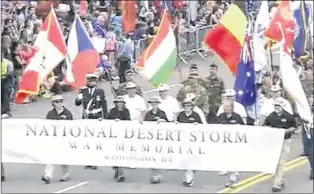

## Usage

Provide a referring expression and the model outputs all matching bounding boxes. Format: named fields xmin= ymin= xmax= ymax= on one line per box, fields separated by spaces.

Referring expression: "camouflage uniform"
xmin=177 ymin=79 xmax=209 ymax=114
xmin=202 ymin=76 xmax=225 ymax=108
xmin=116 ymin=81 xmax=143 ymax=97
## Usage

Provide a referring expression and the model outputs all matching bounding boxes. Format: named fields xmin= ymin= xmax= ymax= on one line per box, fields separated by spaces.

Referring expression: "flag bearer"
xmin=301 ymin=94 xmax=314 ymax=180
xmin=42 ymin=95 xmax=73 ymax=184
xmin=217 ymin=99 xmax=244 ymax=187
xmin=176 ymin=98 xmax=203 ymax=187
xmin=264 ymin=97 xmax=297 ymax=192
xmin=107 ymin=96 xmax=131 ymax=182
xmin=75 ymin=73 xmax=108 ymax=170
xmin=144 ymin=96 xmax=169 ymax=184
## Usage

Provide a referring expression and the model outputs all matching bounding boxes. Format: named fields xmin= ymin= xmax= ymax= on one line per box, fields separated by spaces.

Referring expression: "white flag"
xmin=279 ymin=38 xmax=312 ymax=124
xmin=253 ymin=1 xmax=270 ymax=72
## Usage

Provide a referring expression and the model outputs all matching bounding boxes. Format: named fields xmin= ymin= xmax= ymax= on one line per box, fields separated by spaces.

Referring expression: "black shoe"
xmin=84 ymin=166 xmax=97 ymax=170
xmin=183 ymin=180 xmax=194 ymax=187
xmin=1 ymin=176 xmax=5 ymax=182
xmin=300 ymin=153 xmax=308 ymax=156
xmin=116 ymin=176 xmax=125 ymax=182
xmin=113 ymin=168 xmax=118 ymax=179
xmin=41 ymin=176 xmax=51 ymax=184
xmin=272 ymin=185 xmax=282 ymax=192
xmin=310 ymin=170 xmax=314 ymax=180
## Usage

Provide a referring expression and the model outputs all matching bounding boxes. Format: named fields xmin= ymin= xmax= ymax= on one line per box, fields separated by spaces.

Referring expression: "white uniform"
xmin=260 ymin=97 xmax=293 ymax=117
xmin=124 ymin=94 xmax=147 ymax=120
xmin=148 ymin=95 xmax=181 ymax=122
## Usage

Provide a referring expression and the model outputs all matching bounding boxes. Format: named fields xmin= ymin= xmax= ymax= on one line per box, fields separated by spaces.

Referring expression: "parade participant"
xmin=184 ymin=93 xmax=207 ymax=123
xmin=264 ymin=97 xmax=296 ymax=192
xmin=203 ymin=63 xmax=225 ymax=109
xmin=144 ymin=96 xmax=168 ymax=122
xmin=148 ymin=84 xmax=180 ymax=122
xmin=123 ymin=82 xmax=147 ymax=121
xmin=42 ymin=95 xmax=73 ymax=184
xmin=301 ymin=93 xmax=313 ymax=156
xmin=177 ymin=72 xmax=209 ymax=114
xmin=1 ymin=53 xmax=14 ymax=118
xmin=259 ymin=85 xmax=293 ymax=125
xmin=144 ymin=96 xmax=169 ymax=184
xmin=181 ymin=64 xmax=206 ymax=86
xmin=116 ymin=69 xmax=143 ymax=96
xmin=176 ymin=98 xmax=203 ymax=187
xmin=217 ymin=99 xmax=243 ymax=187
xmin=217 ymin=89 xmax=247 ymax=123
xmin=75 ymin=73 xmax=108 ymax=170
xmin=107 ymin=96 xmax=131 ymax=182
xmin=301 ymin=94 xmax=314 ymax=180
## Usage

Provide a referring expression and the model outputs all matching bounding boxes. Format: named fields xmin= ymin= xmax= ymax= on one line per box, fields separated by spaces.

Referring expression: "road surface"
xmin=1 ymin=53 xmax=310 ymax=193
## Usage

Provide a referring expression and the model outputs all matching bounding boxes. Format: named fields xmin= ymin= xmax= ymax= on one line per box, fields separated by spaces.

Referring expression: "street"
xmin=1 ymin=53 xmax=311 ymax=193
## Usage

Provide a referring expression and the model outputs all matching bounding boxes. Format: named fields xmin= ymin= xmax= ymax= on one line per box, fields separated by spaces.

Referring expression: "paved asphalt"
xmin=1 ymin=52 xmax=309 ymax=193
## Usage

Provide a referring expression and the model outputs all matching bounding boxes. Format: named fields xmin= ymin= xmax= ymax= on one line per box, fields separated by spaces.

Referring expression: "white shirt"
xmin=148 ymin=96 xmax=181 ymax=122
xmin=260 ymin=97 xmax=293 ymax=117
xmin=124 ymin=94 xmax=147 ymax=120
xmin=217 ymin=101 xmax=248 ymax=118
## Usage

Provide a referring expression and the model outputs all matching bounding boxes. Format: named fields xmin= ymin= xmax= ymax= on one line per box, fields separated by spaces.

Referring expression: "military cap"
xmin=188 ymin=72 xmax=200 ymax=79
xmin=86 ymin=73 xmax=98 ymax=80
xmin=125 ymin=82 xmax=138 ymax=89
xmin=148 ymin=96 xmax=161 ymax=103
xmin=210 ymin=63 xmax=218 ymax=68
xmin=51 ymin=95 xmax=64 ymax=102
xmin=222 ymin=89 xmax=236 ymax=97
xmin=113 ymin=96 xmax=125 ymax=103
xmin=190 ymin=64 xmax=198 ymax=70
xmin=158 ymin=84 xmax=170 ymax=91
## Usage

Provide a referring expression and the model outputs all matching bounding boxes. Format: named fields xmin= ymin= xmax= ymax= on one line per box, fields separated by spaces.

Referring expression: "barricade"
xmin=177 ymin=29 xmax=198 ymax=64
xmin=195 ymin=25 xmax=214 ymax=59
xmin=131 ymin=25 xmax=214 ymax=64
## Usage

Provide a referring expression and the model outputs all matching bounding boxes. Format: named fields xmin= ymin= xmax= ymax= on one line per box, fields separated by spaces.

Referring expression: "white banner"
xmin=2 ymin=119 xmax=285 ymax=174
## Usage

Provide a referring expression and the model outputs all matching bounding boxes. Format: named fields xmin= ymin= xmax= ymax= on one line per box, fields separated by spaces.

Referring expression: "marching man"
xmin=42 ymin=95 xmax=73 ymax=184
xmin=75 ymin=73 xmax=108 ymax=170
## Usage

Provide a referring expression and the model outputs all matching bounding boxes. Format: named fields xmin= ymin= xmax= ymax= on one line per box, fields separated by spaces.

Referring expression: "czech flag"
xmin=15 ymin=8 xmax=66 ymax=104
xmin=65 ymin=15 xmax=99 ymax=89
xmin=204 ymin=4 xmax=248 ymax=75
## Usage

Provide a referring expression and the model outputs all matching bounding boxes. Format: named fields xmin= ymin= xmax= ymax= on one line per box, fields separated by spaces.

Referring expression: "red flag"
xmin=79 ymin=1 xmax=88 ymax=16
xmin=122 ymin=1 xmax=136 ymax=33
xmin=264 ymin=1 xmax=295 ymax=48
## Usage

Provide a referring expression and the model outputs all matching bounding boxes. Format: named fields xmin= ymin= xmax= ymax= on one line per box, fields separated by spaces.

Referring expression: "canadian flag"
xmin=15 ymin=8 xmax=67 ymax=104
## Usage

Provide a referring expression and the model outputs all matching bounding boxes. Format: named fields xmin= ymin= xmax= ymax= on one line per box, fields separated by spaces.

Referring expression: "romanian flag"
xmin=264 ymin=1 xmax=295 ymax=48
xmin=122 ymin=1 xmax=136 ymax=33
xmin=204 ymin=4 xmax=247 ymax=75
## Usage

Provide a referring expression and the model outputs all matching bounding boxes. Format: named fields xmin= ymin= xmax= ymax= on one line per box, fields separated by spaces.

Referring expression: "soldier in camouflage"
xmin=177 ymin=72 xmax=210 ymax=114
xmin=181 ymin=64 xmax=206 ymax=86
xmin=202 ymin=63 xmax=225 ymax=109
xmin=115 ymin=70 xmax=143 ymax=97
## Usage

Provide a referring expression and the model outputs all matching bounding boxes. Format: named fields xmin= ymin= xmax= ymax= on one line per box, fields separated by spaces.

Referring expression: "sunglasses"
xmin=53 ymin=100 xmax=63 ymax=103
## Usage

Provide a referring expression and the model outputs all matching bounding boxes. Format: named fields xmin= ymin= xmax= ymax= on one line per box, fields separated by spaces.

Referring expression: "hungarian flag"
xmin=15 ymin=8 xmax=67 ymax=104
xmin=204 ymin=4 xmax=248 ymax=75
xmin=137 ymin=10 xmax=177 ymax=86
xmin=264 ymin=0 xmax=295 ymax=48
xmin=122 ymin=1 xmax=136 ymax=33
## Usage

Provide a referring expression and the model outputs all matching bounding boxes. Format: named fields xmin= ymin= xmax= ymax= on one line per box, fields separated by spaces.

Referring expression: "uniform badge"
xmin=281 ymin=118 xmax=287 ymax=122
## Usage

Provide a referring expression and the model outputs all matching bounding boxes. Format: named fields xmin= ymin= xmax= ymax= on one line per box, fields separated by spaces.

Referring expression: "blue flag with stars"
xmin=234 ymin=20 xmax=256 ymax=107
